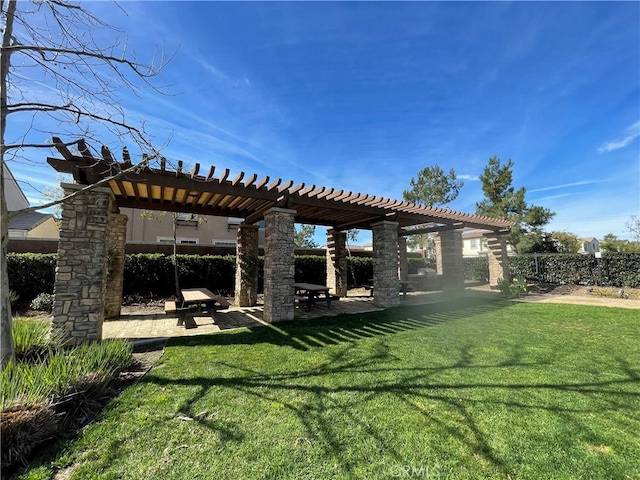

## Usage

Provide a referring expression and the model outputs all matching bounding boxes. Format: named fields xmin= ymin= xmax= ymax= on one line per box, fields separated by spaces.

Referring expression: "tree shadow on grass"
xmin=133 ymin=296 xmax=640 ymax=477
xmin=169 ymin=296 xmax=509 ymax=353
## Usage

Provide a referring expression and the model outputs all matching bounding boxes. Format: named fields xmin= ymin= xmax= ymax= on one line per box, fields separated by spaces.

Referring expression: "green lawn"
xmin=20 ymin=299 xmax=640 ymax=480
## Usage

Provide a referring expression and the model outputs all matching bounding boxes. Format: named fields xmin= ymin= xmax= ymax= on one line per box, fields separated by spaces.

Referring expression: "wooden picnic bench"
xmin=164 ymin=288 xmax=230 ymax=329
xmin=294 ymin=283 xmax=332 ymax=311
xmin=366 ymin=279 xmax=415 ymax=297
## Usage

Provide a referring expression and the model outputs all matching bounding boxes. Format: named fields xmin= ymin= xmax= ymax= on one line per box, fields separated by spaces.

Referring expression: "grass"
xmin=18 ymin=298 xmax=640 ymax=480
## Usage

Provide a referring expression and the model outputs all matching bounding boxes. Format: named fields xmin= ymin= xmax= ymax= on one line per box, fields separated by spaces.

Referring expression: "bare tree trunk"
xmin=0 ymin=196 xmax=14 ymax=367
xmin=173 ymin=217 xmax=181 ymax=300
xmin=1 ymin=0 xmax=17 ymax=367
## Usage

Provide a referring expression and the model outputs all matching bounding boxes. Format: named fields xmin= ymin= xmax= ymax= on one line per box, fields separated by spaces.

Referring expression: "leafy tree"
xmin=518 ymin=232 xmax=557 ymax=254
xmin=600 ymin=233 xmax=640 ymax=252
xmin=627 ymin=215 xmax=640 ymax=244
xmin=476 ymin=156 xmax=555 ymax=253
xmin=551 ymin=231 xmax=581 ymax=253
xmin=1 ymin=0 xmax=168 ymax=367
xmin=294 ymin=224 xmax=318 ymax=248
xmin=403 ymin=165 xmax=463 ymax=207
xmin=403 ymin=165 xmax=463 ymax=260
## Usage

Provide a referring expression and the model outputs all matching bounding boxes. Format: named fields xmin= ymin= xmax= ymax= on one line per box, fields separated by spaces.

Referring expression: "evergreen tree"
xmin=403 ymin=165 xmax=463 ymax=260
xmin=476 ymin=156 xmax=554 ymax=253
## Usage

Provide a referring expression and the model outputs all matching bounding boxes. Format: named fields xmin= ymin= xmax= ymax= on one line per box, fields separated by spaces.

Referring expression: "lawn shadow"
xmin=168 ymin=296 xmax=508 ymax=352
xmin=136 ymin=297 xmax=640 ymax=477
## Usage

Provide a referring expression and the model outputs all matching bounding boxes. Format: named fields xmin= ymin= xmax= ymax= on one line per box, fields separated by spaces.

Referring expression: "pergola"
xmin=48 ymin=138 xmax=512 ymax=344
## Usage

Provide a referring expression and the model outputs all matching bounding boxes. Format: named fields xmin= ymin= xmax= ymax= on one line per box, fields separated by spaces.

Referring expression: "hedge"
xmin=463 ymin=252 xmax=640 ymax=288
xmin=508 ymin=253 xmax=640 ymax=288
xmin=8 ymin=252 xmax=639 ymax=302
xmin=6 ymin=254 xmax=57 ymax=301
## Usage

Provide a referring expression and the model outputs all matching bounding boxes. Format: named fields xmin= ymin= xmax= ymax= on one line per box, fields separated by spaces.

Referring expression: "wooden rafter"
xmin=47 ymin=138 xmax=514 ymax=233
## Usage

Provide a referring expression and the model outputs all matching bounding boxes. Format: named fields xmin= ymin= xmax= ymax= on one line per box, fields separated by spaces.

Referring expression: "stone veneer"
xmin=434 ymin=230 xmax=465 ymax=292
xmin=234 ymin=224 xmax=259 ymax=307
xmin=372 ymin=221 xmax=400 ymax=307
xmin=263 ymin=208 xmax=296 ymax=322
xmin=398 ymin=236 xmax=408 ymax=281
xmin=104 ymin=213 xmax=128 ymax=319
xmin=326 ymin=229 xmax=347 ymax=297
xmin=52 ymin=184 xmax=115 ymax=344
xmin=485 ymin=234 xmax=510 ymax=286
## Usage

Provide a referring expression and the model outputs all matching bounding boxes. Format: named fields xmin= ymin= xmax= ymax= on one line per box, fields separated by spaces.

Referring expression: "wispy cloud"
xmin=533 ymin=192 xmax=575 ymax=202
xmin=458 ymin=174 xmax=479 ymax=181
xmin=529 ymin=179 xmax=605 ymax=193
xmin=598 ymin=121 xmax=640 ymax=153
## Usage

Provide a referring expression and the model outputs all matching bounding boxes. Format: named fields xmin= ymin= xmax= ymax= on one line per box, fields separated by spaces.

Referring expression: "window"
xmin=212 ymin=239 xmax=237 ymax=247
xmin=470 ymin=238 xmax=479 ymax=250
xmin=156 ymin=236 xmax=199 ymax=244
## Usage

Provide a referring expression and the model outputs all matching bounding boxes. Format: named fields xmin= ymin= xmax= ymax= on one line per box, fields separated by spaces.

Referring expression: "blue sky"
xmin=7 ymin=1 xmax=640 ymax=245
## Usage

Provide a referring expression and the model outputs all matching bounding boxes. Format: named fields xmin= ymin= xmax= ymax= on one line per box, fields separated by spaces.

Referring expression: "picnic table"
xmin=164 ymin=288 xmax=230 ymax=329
xmin=367 ymin=279 xmax=415 ymax=296
xmin=293 ymin=283 xmax=332 ymax=311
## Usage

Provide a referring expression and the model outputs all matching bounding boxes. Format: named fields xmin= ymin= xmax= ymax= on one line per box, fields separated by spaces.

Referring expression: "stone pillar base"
xmin=263 ymin=208 xmax=296 ymax=322
xmin=327 ymin=229 xmax=348 ymax=297
xmin=435 ymin=230 xmax=464 ymax=293
xmin=52 ymin=183 xmax=114 ymax=345
xmin=372 ymin=221 xmax=400 ymax=308
xmin=485 ymin=234 xmax=510 ymax=286
xmin=235 ymin=224 xmax=259 ymax=306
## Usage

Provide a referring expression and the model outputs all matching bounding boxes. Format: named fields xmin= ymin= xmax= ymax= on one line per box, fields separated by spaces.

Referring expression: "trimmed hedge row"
xmin=508 ymin=253 xmax=640 ymax=287
xmin=463 ymin=252 xmax=640 ymax=288
xmin=463 ymin=257 xmax=489 ymax=282
xmin=7 ymin=254 xmax=375 ymax=300
xmin=6 ymin=254 xmax=57 ymax=300
xmin=10 ymin=252 xmax=638 ymax=301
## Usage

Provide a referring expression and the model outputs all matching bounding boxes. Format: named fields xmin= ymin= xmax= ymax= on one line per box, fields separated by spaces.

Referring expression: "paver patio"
xmin=103 ymin=287 xmax=639 ymax=341
xmin=103 ymin=290 xmax=450 ymax=340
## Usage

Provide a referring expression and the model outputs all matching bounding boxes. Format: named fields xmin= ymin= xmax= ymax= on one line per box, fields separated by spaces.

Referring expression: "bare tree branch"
xmin=1 ymin=0 xmax=173 ymax=367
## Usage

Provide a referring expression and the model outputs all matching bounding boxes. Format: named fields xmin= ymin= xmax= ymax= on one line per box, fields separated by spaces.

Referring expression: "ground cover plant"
xmin=18 ymin=299 xmax=640 ymax=479
xmin=1 ymin=318 xmax=133 ymax=475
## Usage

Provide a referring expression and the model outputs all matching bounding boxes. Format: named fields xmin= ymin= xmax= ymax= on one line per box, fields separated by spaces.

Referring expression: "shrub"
xmin=29 ymin=293 xmax=55 ymax=313
xmin=12 ymin=318 xmax=63 ymax=361
xmin=407 ymin=257 xmax=428 ymax=274
xmin=9 ymin=290 xmax=19 ymax=309
xmin=347 ymin=256 xmax=373 ymax=286
xmin=464 ymin=257 xmax=489 ymax=282
xmin=0 ymin=337 xmax=133 ymax=472
xmin=7 ymin=253 xmax=57 ymax=301
xmin=295 ymin=256 xmax=326 ymax=284
xmin=497 ymin=275 xmax=528 ymax=298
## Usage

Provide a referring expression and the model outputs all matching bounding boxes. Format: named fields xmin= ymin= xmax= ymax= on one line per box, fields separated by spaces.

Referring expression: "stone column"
xmin=398 ymin=235 xmax=408 ymax=281
xmin=326 ymin=229 xmax=348 ymax=297
xmin=485 ymin=234 xmax=510 ymax=286
xmin=52 ymin=183 xmax=114 ymax=345
xmin=372 ymin=221 xmax=400 ymax=308
xmin=434 ymin=230 xmax=465 ymax=293
xmin=104 ymin=213 xmax=128 ymax=319
xmin=263 ymin=208 xmax=296 ymax=322
xmin=235 ymin=224 xmax=259 ymax=306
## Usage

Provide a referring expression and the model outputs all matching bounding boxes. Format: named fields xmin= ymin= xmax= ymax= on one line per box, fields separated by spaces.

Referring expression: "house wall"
xmin=120 ymin=207 xmax=265 ymax=246
xmin=462 ymin=232 xmax=514 ymax=257
xmin=579 ymin=238 xmax=600 ymax=254
xmin=2 ymin=163 xmax=29 ymax=211
xmin=26 ymin=217 xmax=60 ymax=239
